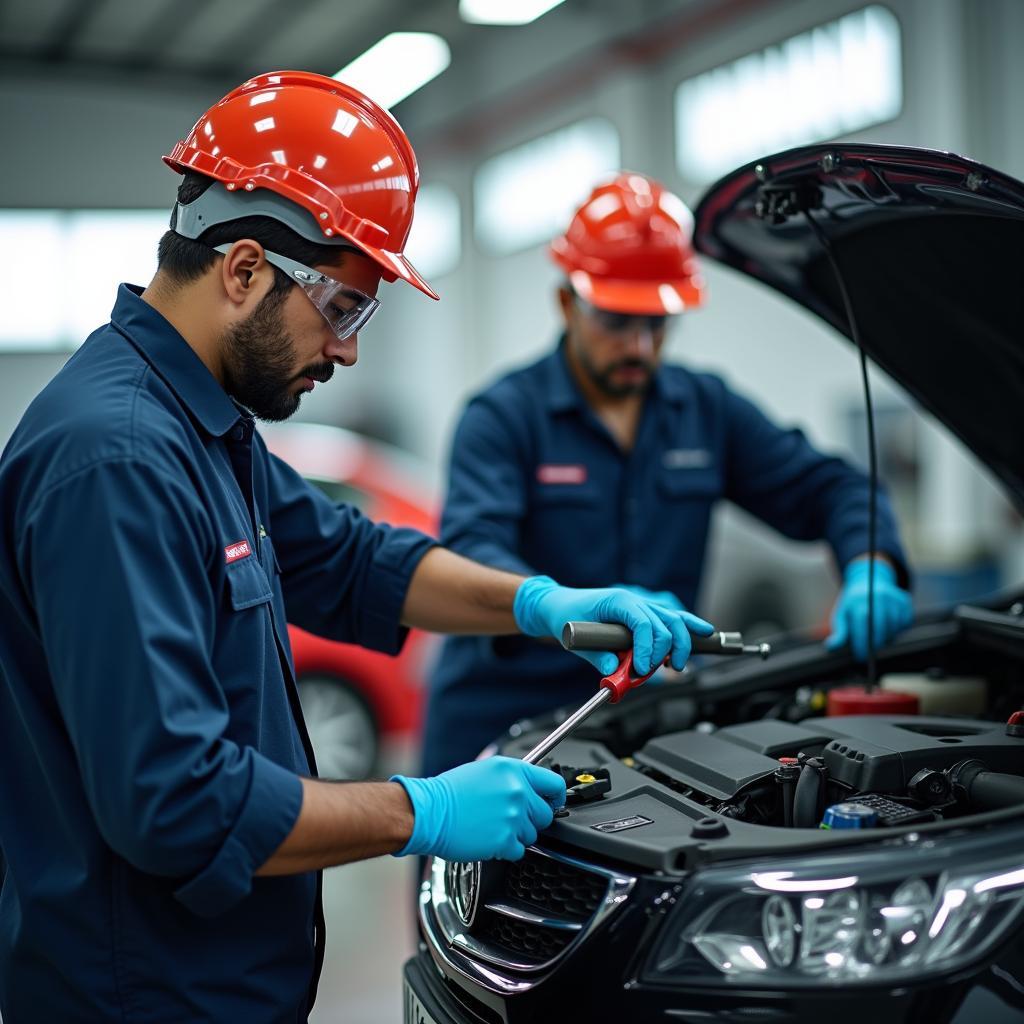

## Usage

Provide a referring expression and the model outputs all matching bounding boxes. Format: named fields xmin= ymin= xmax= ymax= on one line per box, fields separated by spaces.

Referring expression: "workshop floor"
xmin=309 ymin=739 xmax=420 ymax=1024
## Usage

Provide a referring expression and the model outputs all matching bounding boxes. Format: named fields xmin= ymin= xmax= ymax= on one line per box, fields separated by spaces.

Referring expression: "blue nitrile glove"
xmin=391 ymin=756 xmax=567 ymax=862
xmin=514 ymin=575 xmax=713 ymax=676
xmin=613 ymin=586 xmax=687 ymax=684
xmin=614 ymin=584 xmax=686 ymax=613
xmin=825 ymin=559 xmax=913 ymax=661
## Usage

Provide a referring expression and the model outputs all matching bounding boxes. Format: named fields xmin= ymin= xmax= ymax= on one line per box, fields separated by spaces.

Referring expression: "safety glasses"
xmin=574 ymin=294 xmax=670 ymax=334
xmin=213 ymin=244 xmax=380 ymax=342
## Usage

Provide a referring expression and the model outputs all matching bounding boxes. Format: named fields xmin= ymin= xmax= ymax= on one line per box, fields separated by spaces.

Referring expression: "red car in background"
xmin=259 ymin=422 xmax=438 ymax=779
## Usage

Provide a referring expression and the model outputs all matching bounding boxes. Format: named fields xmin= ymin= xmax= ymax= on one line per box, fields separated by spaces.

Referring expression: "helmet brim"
xmin=353 ymin=240 xmax=439 ymax=301
xmin=568 ymin=269 xmax=704 ymax=315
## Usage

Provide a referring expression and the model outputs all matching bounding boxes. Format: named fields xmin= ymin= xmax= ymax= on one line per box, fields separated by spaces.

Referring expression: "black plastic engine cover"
xmin=809 ymin=715 xmax=1024 ymax=791
xmin=635 ymin=720 xmax=836 ymax=799
xmin=635 ymin=716 xmax=1024 ymax=798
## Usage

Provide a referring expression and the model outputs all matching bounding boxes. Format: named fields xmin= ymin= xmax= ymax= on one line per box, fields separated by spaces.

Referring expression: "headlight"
xmin=644 ymin=824 xmax=1024 ymax=988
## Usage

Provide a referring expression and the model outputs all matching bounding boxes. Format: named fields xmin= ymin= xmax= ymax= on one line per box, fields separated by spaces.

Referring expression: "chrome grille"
xmin=426 ymin=847 xmax=634 ymax=977
xmin=477 ymin=911 xmax=575 ymax=961
xmin=505 ymin=854 xmax=607 ymax=922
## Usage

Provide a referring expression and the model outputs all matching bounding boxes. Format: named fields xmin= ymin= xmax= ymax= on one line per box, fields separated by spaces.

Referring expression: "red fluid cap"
xmin=827 ymin=686 xmax=920 ymax=717
xmin=550 ymin=172 xmax=705 ymax=315
xmin=1009 ymin=711 xmax=1024 ymax=727
xmin=778 ymin=757 xmax=799 ymax=765
xmin=164 ymin=70 xmax=437 ymax=299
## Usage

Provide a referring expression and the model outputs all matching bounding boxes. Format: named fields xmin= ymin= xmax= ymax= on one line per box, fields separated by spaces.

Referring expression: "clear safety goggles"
xmin=574 ymin=294 xmax=670 ymax=334
xmin=213 ymin=243 xmax=380 ymax=341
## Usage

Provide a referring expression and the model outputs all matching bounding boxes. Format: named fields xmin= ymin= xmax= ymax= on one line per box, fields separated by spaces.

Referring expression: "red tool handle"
xmin=600 ymin=650 xmax=660 ymax=703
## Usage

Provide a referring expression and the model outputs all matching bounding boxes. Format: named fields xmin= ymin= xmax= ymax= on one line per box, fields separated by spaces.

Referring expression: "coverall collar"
xmin=546 ymin=334 xmax=693 ymax=412
xmin=110 ymin=284 xmax=246 ymax=438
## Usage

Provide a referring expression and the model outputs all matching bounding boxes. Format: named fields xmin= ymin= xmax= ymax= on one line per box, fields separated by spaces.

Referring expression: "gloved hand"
xmin=391 ymin=756 xmax=567 ymax=862
xmin=514 ymin=575 xmax=713 ymax=676
xmin=612 ymin=586 xmax=688 ymax=684
xmin=825 ymin=559 xmax=913 ymax=661
xmin=614 ymin=584 xmax=686 ymax=613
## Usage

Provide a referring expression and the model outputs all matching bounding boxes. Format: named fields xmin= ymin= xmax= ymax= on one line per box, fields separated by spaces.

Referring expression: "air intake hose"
xmin=949 ymin=760 xmax=1024 ymax=811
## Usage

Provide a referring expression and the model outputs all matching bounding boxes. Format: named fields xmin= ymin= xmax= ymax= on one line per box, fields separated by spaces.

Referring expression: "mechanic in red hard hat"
xmin=422 ymin=171 xmax=913 ymax=779
xmin=0 ymin=80 xmax=713 ymax=1022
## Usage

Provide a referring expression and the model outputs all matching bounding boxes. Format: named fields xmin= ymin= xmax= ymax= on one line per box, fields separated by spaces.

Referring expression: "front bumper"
xmin=404 ymin=955 xmax=479 ymax=1024
xmin=412 ymin=846 xmax=1024 ymax=1024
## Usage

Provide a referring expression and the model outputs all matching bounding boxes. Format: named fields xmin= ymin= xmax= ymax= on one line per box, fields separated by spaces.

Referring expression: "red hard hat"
xmin=164 ymin=70 xmax=438 ymax=300
xmin=550 ymin=172 xmax=705 ymax=315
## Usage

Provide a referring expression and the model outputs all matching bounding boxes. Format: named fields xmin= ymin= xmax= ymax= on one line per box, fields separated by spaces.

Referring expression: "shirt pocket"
xmin=656 ymin=467 xmax=722 ymax=500
xmin=533 ymin=483 xmax=604 ymax=506
xmin=226 ymin=557 xmax=273 ymax=610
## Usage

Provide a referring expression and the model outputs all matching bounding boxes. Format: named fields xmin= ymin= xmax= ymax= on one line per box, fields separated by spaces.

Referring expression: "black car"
xmin=404 ymin=144 xmax=1024 ymax=1023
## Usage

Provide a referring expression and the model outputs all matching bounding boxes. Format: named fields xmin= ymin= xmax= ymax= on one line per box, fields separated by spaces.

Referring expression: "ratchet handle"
xmin=600 ymin=651 xmax=658 ymax=703
xmin=562 ymin=621 xmax=725 ymax=653
xmin=561 ymin=621 xmax=769 ymax=658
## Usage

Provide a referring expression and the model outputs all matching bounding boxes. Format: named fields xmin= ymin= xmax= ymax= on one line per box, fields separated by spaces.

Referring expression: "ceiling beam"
xmin=124 ymin=0 xmax=212 ymax=72
xmin=414 ymin=0 xmax=781 ymax=156
xmin=40 ymin=0 xmax=102 ymax=62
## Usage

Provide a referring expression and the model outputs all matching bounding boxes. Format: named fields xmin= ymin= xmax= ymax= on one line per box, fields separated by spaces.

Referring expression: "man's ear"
xmin=556 ymin=286 xmax=574 ymax=326
xmin=219 ymin=239 xmax=274 ymax=307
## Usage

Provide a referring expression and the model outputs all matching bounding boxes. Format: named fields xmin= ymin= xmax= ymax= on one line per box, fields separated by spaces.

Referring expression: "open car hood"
xmin=693 ymin=143 xmax=1024 ymax=507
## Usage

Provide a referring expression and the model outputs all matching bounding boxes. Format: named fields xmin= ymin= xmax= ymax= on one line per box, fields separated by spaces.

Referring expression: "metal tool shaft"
xmin=562 ymin=621 xmax=769 ymax=658
xmin=521 ymin=688 xmax=613 ymax=765
xmin=523 ymin=623 xmax=770 ymax=765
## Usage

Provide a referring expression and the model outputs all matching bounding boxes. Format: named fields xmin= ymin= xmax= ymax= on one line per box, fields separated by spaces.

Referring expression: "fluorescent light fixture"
xmin=460 ymin=0 xmax=567 ymax=25
xmin=474 ymin=117 xmax=620 ymax=255
xmin=675 ymin=5 xmax=902 ymax=183
xmin=334 ymin=32 xmax=450 ymax=109
xmin=405 ymin=184 xmax=462 ymax=280
xmin=0 ymin=209 xmax=168 ymax=351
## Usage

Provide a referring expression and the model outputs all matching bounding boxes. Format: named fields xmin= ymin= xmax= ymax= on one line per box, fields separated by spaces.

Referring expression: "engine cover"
xmin=635 ymin=715 xmax=1024 ymax=797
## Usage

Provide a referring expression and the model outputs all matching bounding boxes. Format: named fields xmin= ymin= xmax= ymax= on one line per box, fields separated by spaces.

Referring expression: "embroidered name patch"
xmin=662 ymin=448 xmax=712 ymax=469
xmin=224 ymin=540 xmax=253 ymax=563
xmin=536 ymin=464 xmax=588 ymax=485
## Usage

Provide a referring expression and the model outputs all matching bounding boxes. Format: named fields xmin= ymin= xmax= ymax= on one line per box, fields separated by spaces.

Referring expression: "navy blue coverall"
xmin=422 ymin=340 xmax=907 ymax=777
xmin=0 ymin=286 xmax=434 ymax=1022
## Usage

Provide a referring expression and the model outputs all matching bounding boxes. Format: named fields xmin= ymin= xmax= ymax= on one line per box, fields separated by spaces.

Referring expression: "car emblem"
xmin=444 ymin=859 xmax=481 ymax=928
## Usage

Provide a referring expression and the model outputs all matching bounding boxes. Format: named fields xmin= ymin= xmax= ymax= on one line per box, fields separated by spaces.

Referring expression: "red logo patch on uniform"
xmin=224 ymin=540 xmax=252 ymax=563
xmin=536 ymin=464 xmax=588 ymax=485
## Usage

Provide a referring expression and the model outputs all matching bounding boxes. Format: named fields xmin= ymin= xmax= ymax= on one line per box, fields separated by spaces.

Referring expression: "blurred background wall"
xmin=4 ymin=0 xmax=1023 ymax=633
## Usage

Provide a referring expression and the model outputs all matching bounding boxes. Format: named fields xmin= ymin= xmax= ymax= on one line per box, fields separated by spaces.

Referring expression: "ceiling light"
xmin=334 ymin=33 xmax=450 ymax=109
xmin=460 ymin=0 xmax=567 ymax=26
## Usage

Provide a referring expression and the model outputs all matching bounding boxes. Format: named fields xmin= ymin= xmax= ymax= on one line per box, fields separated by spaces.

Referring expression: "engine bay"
xmin=495 ymin=605 xmax=1024 ymax=867
xmin=631 ymin=714 xmax=1024 ymax=831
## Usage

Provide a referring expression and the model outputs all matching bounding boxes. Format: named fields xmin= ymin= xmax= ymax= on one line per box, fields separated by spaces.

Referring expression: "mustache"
xmin=296 ymin=362 xmax=335 ymax=384
xmin=609 ymin=359 xmax=654 ymax=373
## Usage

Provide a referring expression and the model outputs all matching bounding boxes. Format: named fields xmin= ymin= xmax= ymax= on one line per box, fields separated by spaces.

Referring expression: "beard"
xmin=221 ymin=286 xmax=334 ymax=422
xmin=578 ymin=348 xmax=655 ymax=398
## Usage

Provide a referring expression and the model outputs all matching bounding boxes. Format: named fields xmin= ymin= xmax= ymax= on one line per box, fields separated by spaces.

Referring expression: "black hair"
xmin=156 ymin=172 xmax=350 ymax=291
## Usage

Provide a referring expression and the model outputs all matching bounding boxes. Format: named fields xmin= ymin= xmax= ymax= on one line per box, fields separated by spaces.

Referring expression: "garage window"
xmin=0 ymin=209 xmax=168 ymax=350
xmin=675 ymin=5 xmax=903 ymax=184
xmin=473 ymin=118 xmax=621 ymax=256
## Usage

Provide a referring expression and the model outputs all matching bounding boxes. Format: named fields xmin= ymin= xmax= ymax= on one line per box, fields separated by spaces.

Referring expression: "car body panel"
xmin=692 ymin=142 xmax=1024 ymax=506
xmin=259 ymin=422 xmax=438 ymax=742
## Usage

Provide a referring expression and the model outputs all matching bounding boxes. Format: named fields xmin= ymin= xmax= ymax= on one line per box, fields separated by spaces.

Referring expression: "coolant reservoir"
xmin=879 ymin=672 xmax=987 ymax=715
xmin=827 ymin=687 xmax=919 ymax=716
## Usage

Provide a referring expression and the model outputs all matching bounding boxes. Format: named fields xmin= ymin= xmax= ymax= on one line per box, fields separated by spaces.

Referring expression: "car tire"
xmin=296 ymin=674 xmax=380 ymax=780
